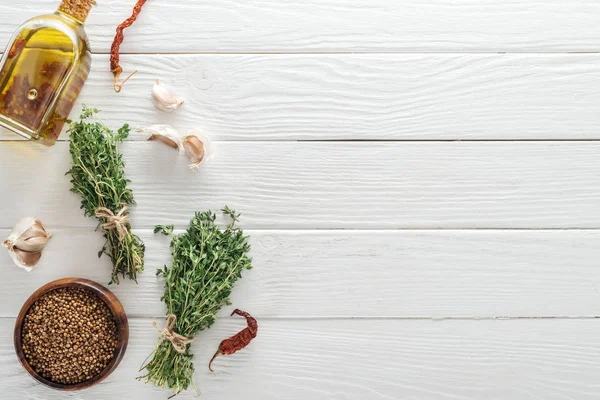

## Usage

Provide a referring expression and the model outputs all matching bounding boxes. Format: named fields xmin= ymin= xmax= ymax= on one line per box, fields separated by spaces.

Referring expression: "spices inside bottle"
xmin=0 ymin=0 xmax=94 ymax=145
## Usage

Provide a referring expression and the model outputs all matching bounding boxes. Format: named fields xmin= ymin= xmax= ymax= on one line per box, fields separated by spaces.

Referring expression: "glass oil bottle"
xmin=0 ymin=0 xmax=95 ymax=145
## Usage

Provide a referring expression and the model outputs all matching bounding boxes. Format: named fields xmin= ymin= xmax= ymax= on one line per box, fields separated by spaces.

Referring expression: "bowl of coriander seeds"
xmin=14 ymin=278 xmax=129 ymax=390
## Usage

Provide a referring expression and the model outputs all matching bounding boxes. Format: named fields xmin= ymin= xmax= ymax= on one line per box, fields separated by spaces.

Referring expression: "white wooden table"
xmin=2 ymin=1 xmax=600 ymax=399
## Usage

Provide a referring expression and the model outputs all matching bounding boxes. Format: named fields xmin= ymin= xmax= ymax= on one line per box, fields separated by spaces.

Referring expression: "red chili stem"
xmin=110 ymin=0 xmax=147 ymax=92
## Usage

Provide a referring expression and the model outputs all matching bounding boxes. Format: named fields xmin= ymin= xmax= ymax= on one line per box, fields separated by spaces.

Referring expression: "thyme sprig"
xmin=139 ymin=208 xmax=252 ymax=396
xmin=66 ymin=106 xmax=145 ymax=284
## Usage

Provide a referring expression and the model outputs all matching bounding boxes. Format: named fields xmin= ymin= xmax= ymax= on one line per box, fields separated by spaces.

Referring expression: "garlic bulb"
xmin=182 ymin=132 xmax=213 ymax=170
xmin=2 ymin=217 xmax=52 ymax=271
xmin=152 ymin=80 xmax=184 ymax=112
xmin=138 ymin=125 xmax=183 ymax=150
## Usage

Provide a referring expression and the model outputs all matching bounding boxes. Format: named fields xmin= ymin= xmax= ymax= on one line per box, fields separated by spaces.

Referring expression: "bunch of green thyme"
xmin=66 ymin=106 xmax=145 ymax=284
xmin=139 ymin=207 xmax=252 ymax=395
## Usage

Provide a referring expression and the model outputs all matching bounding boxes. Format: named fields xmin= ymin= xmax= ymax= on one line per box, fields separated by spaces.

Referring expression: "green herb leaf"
xmin=66 ymin=107 xmax=145 ymax=284
xmin=138 ymin=208 xmax=252 ymax=395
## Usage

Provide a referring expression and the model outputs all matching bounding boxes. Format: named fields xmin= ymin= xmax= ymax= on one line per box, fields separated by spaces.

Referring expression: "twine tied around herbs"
xmin=153 ymin=315 xmax=195 ymax=354
xmin=95 ymin=206 xmax=130 ymax=241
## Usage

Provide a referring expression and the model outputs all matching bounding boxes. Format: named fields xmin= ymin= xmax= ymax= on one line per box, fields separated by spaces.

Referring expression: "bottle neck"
xmin=57 ymin=0 xmax=94 ymax=24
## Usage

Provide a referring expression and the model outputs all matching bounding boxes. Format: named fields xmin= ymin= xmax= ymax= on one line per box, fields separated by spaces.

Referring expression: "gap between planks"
xmin=3 ymin=52 xmax=600 ymax=56
xmin=1 ymin=316 xmax=600 ymax=321
xmin=90 ymin=51 xmax=600 ymax=55
xmin=2 ymin=226 xmax=600 ymax=232
xmin=7 ymin=139 xmax=600 ymax=144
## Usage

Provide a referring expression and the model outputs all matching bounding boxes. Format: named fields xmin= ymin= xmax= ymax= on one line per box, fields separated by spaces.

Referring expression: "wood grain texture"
xmin=1 ymin=141 xmax=599 ymax=229
xmin=3 ymin=318 xmax=600 ymax=399
xmin=2 ymin=54 xmax=600 ymax=141
xmin=1 ymin=0 xmax=599 ymax=398
xmin=1 ymin=229 xmax=600 ymax=319
xmin=1 ymin=0 xmax=600 ymax=53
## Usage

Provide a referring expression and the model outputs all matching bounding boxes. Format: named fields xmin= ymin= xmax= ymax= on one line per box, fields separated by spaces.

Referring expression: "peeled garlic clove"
xmin=3 ymin=217 xmax=51 ymax=271
xmin=138 ymin=125 xmax=183 ymax=150
xmin=182 ymin=132 xmax=213 ymax=170
xmin=152 ymin=80 xmax=184 ymax=113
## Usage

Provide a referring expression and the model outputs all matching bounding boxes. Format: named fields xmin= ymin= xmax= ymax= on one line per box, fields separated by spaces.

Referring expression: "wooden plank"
xmin=2 ymin=318 xmax=600 ymax=399
xmin=1 ymin=1 xmax=600 ymax=53
xmin=2 ymin=54 xmax=600 ymax=141
xmin=1 ymin=141 xmax=600 ymax=229
xmin=2 ymin=229 xmax=600 ymax=318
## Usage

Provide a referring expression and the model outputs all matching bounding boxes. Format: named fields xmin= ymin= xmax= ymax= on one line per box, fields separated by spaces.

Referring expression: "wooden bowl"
xmin=14 ymin=278 xmax=129 ymax=391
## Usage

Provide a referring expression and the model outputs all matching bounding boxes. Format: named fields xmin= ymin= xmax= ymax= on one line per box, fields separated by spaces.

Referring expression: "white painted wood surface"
xmin=3 ymin=318 xmax=600 ymax=400
xmin=2 ymin=1 xmax=600 ymax=52
xmin=1 ymin=141 xmax=600 ymax=229
xmin=2 ymin=54 xmax=600 ymax=141
xmin=1 ymin=0 xmax=599 ymax=398
xmin=2 ymin=229 xmax=600 ymax=319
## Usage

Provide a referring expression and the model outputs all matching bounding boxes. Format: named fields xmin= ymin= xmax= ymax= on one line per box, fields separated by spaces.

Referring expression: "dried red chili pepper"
xmin=209 ymin=309 xmax=258 ymax=372
xmin=0 ymin=75 xmax=55 ymax=129
xmin=40 ymin=61 xmax=68 ymax=78
xmin=7 ymin=38 xmax=26 ymax=59
xmin=110 ymin=0 xmax=147 ymax=92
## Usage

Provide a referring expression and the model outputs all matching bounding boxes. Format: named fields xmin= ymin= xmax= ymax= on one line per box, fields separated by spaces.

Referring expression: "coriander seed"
xmin=21 ymin=287 xmax=118 ymax=385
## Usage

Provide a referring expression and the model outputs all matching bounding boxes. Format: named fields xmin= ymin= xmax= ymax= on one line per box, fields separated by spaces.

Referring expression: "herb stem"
xmin=139 ymin=209 xmax=252 ymax=395
xmin=66 ymin=106 xmax=145 ymax=285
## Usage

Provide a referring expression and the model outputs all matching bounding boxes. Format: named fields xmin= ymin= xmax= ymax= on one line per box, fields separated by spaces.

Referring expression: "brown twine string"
xmin=95 ymin=206 xmax=130 ymax=241
xmin=153 ymin=315 xmax=195 ymax=354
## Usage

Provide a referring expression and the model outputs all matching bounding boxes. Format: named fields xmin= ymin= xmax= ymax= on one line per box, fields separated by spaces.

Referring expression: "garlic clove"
xmin=182 ymin=132 xmax=213 ymax=170
xmin=138 ymin=125 xmax=183 ymax=150
xmin=150 ymin=134 xmax=180 ymax=150
xmin=7 ymin=217 xmax=39 ymax=241
xmin=21 ymin=220 xmax=51 ymax=241
xmin=7 ymin=248 xmax=33 ymax=272
xmin=13 ymin=248 xmax=42 ymax=268
xmin=4 ymin=217 xmax=51 ymax=271
xmin=16 ymin=236 xmax=51 ymax=253
xmin=152 ymin=80 xmax=184 ymax=113
xmin=183 ymin=135 xmax=204 ymax=164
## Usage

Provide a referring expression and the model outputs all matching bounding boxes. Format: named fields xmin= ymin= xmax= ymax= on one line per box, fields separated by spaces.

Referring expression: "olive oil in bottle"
xmin=0 ymin=0 xmax=94 ymax=145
